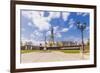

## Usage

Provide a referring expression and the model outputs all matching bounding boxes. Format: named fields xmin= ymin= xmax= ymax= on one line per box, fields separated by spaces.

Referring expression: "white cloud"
xmin=22 ymin=11 xmax=32 ymax=19
xmin=29 ymin=30 xmax=45 ymax=46
xmin=46 ymin=31 xmax=51 ymax=36
xmin=21 ymin=37 xmax=26 ymax=42
xmin=31 ymin=11 xmax=51 ymax=31
xmin=29 ymin=30 xmax=44 ymax=45
xmin=42 ymin=11 xmax=61 ymax=22
xmin=53 ymin=26 xmax=59 ymax=33
xmin=54 ymin=26 xmax=59 ymax=30
xmin=60 ymin=18 xmax=75 ymax=33
xmin=53 ymin=26 xmax=62 ymax=38
xmin=30 ymin=30 xmax=43 ymax=38
xmin=61 ymin=28 xmax=69 ymax=32
xmin=77 ymin=12 xmax=83 ymax=16
xmin=82 ymin=13 xmax=89 ymax=16
xmin=40 ymin=11 xmax=44 ymax=17
xmin=51 ymin=12 xmax=61 ymax=19
xmin=22 ymin=11 xmax=72 ymax=40
xmin=77 ymin=12 xmax=89 ymax=17
xmin=22 ymin=11 xmax=51 ymax=31
xmin=34 ymin=30 xmax=43 ymax=37
xmin=30 ymin=33 xmax=35 ymax=39
xmin=28 ymin=22 xmax=33 ymax=26
xmin=85 ymin=26 xmax=89 ymax=31
xmin=22 ymin=28 xmax=25 ymax=32
xmin=22 ymin=11 xmax=71 ymax=31
xmin=62 ymin=12 xmax=70 ymax=21
xmin=44 ymin=11 xmax=70 ymax=22
xmin=68 ymin=18 xmax=75 ymax=28
xmin=56 ymin=32 xmax=62 ymax=38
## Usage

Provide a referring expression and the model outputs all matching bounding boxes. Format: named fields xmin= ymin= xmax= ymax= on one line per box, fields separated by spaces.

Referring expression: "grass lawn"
xmin=59 ymin=50 xmax=80 ymax=53
xmin=21 ymin=49 xmax=80 ymax=54
xmin=21 ymin=50 xmax=41 ymax=54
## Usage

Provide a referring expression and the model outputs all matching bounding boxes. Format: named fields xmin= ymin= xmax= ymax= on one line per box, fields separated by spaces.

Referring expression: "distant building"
xmin=59 ymin=41 xmax=78 ymax=46
xmin=21 ymin=40 xmax=80 ymax=50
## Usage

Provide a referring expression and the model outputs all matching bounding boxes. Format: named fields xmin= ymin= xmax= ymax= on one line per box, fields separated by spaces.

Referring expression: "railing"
xmin=21 ymin=45 xmax=81 ymax=50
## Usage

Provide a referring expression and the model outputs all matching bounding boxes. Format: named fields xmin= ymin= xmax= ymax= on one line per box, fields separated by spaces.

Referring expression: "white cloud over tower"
xmin=21 ymin=10 xmax=78 ymax=43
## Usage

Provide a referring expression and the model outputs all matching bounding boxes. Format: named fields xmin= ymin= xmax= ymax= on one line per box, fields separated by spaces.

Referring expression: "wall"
xmin=0 ymin=0 xmax=100 ymax=73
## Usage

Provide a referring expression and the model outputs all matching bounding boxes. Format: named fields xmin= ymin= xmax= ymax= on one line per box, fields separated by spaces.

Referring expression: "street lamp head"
xmin=76 ymin=21 xmax=86 ymax=31
xmin=77 ymin=21 xmax=80 ymax=25
xmin=77 ymin=21 xmax=81 ymax=29
xmin=82 ymin=22 xmax=86 ymax=30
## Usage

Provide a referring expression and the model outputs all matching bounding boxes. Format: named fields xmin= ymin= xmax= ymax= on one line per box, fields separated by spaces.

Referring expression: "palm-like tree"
xmin=77 ymin=21 xmax=86 ymax=53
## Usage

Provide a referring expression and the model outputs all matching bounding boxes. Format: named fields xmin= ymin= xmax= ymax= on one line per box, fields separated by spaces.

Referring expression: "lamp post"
xmin=50 ymin=25 xmax=54 ymax=47
xmin=77 ymin=21 xmax=86 ymax=59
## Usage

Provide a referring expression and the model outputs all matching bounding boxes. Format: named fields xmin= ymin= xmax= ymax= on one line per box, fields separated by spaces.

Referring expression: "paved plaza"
xmin=21 ymin=51 xmax=89 ymax=63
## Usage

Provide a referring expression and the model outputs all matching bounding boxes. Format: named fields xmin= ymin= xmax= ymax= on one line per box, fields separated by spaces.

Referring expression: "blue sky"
xmin=20 ymin=9 xmax=90 ymax=44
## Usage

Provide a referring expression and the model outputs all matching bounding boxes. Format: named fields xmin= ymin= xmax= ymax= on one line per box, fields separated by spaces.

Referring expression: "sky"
xmin=20 ymin=9 xmax=90 ymax=45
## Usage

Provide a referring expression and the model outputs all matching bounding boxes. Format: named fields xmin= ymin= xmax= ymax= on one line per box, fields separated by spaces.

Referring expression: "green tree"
xmin=57 ymin=42 xmax=63 ymax=47
xmin=86 ymin=39 xmax=90 ymax=53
